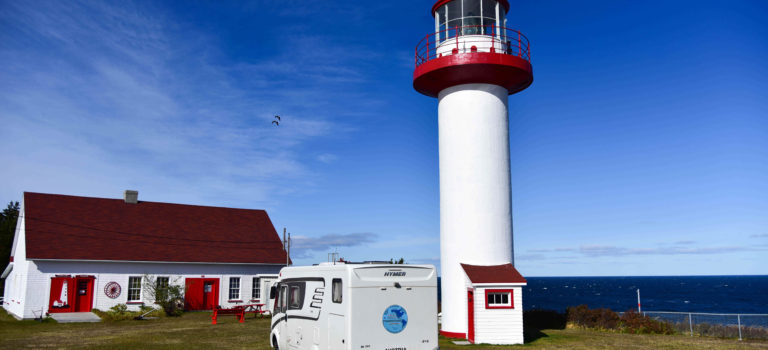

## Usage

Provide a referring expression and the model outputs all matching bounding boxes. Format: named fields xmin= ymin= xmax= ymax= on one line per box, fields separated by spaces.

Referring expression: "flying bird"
xmin=272 ymin=120 xmax=279 ymax=126
xmin=274 ymin=115 xmax=281 ymax=121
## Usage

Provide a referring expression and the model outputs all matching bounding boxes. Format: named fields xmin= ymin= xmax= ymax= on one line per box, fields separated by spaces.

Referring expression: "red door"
xmin=184 ymin=278 xmax=220 ymax=310
xmin=203 ymin=281 xmax=216 ymax=309
xmin=48 ymin=276 xmax=74 ymax=313
xmin=74 ymin=277 xmax=95 ymax=312
xmin=467 ymin=289 xmax=475 ymax=343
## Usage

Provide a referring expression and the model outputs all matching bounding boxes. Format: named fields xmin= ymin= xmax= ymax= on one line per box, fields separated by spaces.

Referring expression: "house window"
xmin=127 ymin=276 xmax=142 ymax=302
xmin=229 ymin=277 xmax=241 ymax=300
xmin=485 ymin=289 xmax=514 ymax=309
xmin=332 ymin=278 xmax=342 ymax=303
xmin=156 ymin=277 xmax=169 ymax=290
xmin=252 ymin=277 xmax=261 ymax=300
xmin=155 ymin=277 xmax=169 ymax=301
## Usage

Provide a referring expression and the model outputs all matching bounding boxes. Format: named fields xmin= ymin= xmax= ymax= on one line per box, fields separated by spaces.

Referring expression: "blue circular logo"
xmin=382 ymin=305 xmax=408 ymax=333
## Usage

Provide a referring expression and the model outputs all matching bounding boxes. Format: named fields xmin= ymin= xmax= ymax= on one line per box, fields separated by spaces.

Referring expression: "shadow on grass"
xmin=524 ymin=310 xmax=567 ymax=343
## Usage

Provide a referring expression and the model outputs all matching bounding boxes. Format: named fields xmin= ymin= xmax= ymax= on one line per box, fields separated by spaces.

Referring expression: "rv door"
xmin=273 ymin=284 xmax=289 ymax=349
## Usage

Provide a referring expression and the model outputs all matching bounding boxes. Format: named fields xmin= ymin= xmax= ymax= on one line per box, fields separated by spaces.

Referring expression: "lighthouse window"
xmin=439 ymin=0 xmax=501 ymax=38
xmin=482 ymin=0 xmax=498 ymax=34
xmin=446 ymin=0 xmax=462 ymax=36
xmin=485 ymin=289 xmax=514 ymax=309
xmin=437 ymin=5 xmax=447 ymax=41
xmin=462 ymin=0 xmax=482 ymax=35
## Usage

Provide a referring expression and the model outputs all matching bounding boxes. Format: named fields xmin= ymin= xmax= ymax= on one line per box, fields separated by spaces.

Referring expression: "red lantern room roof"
xmin=432 ymin=0 xmax=510 ymax=16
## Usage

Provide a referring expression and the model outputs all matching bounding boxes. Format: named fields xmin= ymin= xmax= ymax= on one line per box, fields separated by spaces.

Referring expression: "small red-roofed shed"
xmin=2 ymin=191 xmax=287 ymax=320
xmin=460 ymin=263 xmax=527 ymax=344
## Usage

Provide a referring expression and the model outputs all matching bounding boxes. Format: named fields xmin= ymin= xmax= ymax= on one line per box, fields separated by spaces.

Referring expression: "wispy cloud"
xmin=578 ymin=244 xmax=765 ymax=257
xmin=0 ymin=0 xmax=378 ymax=206
xmin=291 ymin=232 xmax=377 ymax=258
xmin=750 ymin=234 xmax=768 ymax=238
xmin=316 ymin=153 xmax=338 ymax=164
xmin=673 ymin=240 xmax=696 ymax=245
xmin=526 ymin=242 xmax=766 ymax=258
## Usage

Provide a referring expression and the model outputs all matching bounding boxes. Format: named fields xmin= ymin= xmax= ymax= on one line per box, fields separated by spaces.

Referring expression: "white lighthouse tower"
xmin=413 ymin=0 xmax=532 ymax=344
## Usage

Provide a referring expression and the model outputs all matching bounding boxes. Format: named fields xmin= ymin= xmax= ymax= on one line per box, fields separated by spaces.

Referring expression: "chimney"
xmin=124 ymin=190 xmax=138 ymax=204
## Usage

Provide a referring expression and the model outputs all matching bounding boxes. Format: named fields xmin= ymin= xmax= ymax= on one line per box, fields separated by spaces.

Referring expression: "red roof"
xmin=22 ymin=192 xmax=288 ymax=264
xmin=461 ymin=263 xmax=527 ymax=284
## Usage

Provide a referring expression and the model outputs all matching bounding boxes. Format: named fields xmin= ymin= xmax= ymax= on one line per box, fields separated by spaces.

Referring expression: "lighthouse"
xmin=413 ymin=0 xmax=532 ymax=344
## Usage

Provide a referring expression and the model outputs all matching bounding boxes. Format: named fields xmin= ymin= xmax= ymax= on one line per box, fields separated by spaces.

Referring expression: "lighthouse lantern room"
xmin=413 ymin=0 xmax=532 ymax=345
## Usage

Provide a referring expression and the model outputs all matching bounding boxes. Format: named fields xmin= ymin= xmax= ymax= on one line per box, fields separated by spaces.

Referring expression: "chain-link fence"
xmin=642 ymin=311 xmax=768 ymax=341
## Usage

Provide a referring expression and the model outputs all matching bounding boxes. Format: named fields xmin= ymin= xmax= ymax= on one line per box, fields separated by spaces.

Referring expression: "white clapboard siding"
xmin=6 ymin=258 xmax=280 ymax=319
xmin=472 ymin=286 xmax=524 ymax=345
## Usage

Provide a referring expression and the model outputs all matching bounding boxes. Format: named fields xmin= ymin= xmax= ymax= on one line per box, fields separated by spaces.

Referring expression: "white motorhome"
xmin=269 ymin=263 xmax=438 ymax=350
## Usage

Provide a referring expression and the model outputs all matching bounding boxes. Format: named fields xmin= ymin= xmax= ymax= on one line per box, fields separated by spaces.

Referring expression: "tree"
xmin=0 ymin=201 xmax=20 ymax=266
xmin=142 ymin=275 xmax=185 ymax=316
xmin=0 ymin=201 xmax=20 ymax=296
xmin=388 ymin=258 xmax=405 ymax=264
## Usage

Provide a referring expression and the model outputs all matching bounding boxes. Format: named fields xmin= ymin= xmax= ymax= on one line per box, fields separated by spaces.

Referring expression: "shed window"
xmin=127 ymin=276 xmax=142 ymax=302
xmin=332 ymin=278 xmax=342 ymax=303
xmin=485 ymin=289 xmax=513 ymax=309
xmin=229 ymin=277 xmax=240 ymax=300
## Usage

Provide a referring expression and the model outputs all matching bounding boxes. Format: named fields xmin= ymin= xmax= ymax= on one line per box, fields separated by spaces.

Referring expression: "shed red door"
xmin=74 ymin=277 xmax=94 ymax=312
xmin=467 ymin=289 xmax=475 ymax=343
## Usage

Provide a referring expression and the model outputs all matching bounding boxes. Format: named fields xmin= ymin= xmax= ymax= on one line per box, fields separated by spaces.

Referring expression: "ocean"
xmin=439 ymin=275 xmax=768 ymax=314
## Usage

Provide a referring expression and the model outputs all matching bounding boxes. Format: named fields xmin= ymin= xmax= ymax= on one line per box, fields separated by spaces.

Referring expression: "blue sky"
xmin=1 ymin=0 xmax=766 ymax=276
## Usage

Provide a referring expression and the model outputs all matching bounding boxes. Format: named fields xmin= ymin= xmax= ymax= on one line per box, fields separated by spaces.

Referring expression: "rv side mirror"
xmin=269 ymin=286 xmax=277 ymax=299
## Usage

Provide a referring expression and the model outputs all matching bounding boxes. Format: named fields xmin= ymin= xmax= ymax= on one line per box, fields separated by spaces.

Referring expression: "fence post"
xmin=689 ymin=313 xmax=693 ymax=337
xmin=737 ymin=314 xmax=742 ymax=341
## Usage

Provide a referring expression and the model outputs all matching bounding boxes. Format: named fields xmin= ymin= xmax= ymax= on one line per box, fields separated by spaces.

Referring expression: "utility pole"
xmin=287 ymin=232 xmax=291 ymax=266
xmin=283 ymin=228 xmax=290 ymax=267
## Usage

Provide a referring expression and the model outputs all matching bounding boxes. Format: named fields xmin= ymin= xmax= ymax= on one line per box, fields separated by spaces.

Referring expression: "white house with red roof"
xmin=2 ymin=191 xmax=288 ymax=320
xmin=461 ymin=263 xmax=527 ymax=344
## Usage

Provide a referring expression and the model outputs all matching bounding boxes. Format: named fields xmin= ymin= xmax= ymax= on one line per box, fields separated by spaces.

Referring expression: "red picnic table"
xmin=210 ymin=303 xmax=266 ymax=324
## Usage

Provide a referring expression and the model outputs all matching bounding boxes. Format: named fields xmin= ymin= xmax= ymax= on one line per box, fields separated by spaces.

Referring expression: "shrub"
xmin=619 ymin=310 xmax=675 ymax=335
xmin=143 ymin=275 xmax=185 ymax=317
xmin=566 ymin=305 xmax=676 ymax=335
xmin=566 ymin=305 xmax=620 ymax=330
xmin=110 ymin=304 xmax=128 ymax=314
xmin=94 ymin=304 xmax=163 ymax=321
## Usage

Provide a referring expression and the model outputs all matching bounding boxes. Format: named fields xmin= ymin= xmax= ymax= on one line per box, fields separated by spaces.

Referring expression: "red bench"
xmin=211 ymin=306 xmax=244 ymax=324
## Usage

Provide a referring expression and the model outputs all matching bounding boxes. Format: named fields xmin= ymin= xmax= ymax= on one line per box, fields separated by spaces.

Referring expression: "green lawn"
xmin=1 ymin=310 xmax=766 ymax=349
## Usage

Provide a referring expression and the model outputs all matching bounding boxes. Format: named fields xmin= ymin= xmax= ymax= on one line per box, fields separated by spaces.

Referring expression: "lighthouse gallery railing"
xmin=415 ymin=25 xmax=531 ymax=67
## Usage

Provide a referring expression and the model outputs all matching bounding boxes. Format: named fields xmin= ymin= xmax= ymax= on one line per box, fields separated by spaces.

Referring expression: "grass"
xmin=1 ymin=310 xmax=766 ymax=349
